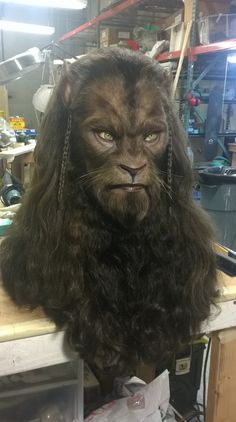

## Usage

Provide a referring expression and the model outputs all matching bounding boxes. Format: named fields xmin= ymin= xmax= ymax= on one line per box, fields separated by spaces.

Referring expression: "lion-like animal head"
xmin=0 ymin=49 xmax=218 ymax=373
xmin=54 ymin=49 xmax=189 ymax=228
xmin=67 ymin=61 xmax=170 ymax=226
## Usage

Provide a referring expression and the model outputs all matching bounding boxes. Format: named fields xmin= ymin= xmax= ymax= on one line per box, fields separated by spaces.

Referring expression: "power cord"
xmin=181 ymin=411 xmax=204 ymax=421
xmin=174 ymin=410 xmax=204 ymax=421
xmin=194 ymin=402 xmax=205 ymax=415
xmin=203 ymin=337 xmax=212 ymax=419
xmin=171 ymin=405 xmax=204 ymax=422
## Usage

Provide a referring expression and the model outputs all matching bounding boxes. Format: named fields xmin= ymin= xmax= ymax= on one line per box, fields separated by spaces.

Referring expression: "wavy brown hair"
xmin=0 ymin=48 xmax=217 ymax=371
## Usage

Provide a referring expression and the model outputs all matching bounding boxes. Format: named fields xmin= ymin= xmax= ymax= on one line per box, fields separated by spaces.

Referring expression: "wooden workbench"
xmin=0 ymin=286 xmax=54 ymax=342
xmin=0 ymin=273 xmax=236 ymax=421
xmin=1 ymin=272 xmax=235 ymax=343
xmin=0 ymin=283 xmax=84 ymax=421
xmin=205 ymin=272 xmax=236 ymax=422
xmin=0 ymin=285 xmax=77 ymax=376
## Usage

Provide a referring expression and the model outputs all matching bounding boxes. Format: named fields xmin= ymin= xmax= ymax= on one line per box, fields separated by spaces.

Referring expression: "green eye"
xmin=144 ymin=133 xmax=160 ymax=142
xmin=97 ymin=131 xmax=114 ymax=142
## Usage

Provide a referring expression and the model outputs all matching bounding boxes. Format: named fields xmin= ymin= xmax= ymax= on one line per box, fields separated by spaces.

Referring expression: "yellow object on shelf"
xmin=9 ymin=116 xmax=25 ymax=130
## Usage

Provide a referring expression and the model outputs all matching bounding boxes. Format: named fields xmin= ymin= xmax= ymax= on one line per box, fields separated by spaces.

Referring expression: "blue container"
xmin=200 ymin=172 xmax=236 ymax=250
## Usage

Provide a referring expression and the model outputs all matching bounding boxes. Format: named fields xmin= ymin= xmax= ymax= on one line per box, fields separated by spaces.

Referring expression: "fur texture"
xmin=0 ymin=49 xmax=217 ymax=371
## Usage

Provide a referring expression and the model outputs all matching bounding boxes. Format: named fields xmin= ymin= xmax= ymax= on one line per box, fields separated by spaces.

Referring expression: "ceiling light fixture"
xmin=0 ymin=0 xmax=87 ymax=9
xmin=227 ymin=54 xmax=236 ymax=64
xmin=0 ymin=20 xmax=55 ymax=35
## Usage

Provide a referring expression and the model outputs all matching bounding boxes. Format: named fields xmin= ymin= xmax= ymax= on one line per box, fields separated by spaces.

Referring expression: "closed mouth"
xmin=109 ymin=184 xmax=145 ymax=192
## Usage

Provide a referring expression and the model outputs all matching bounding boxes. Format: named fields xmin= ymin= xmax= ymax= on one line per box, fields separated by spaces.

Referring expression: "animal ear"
xmin=162 ymin=68 xmax=174 ymax=98
xmin=63 ymin=83 xmax=72 ymax=105
xmin=59 ymin=61 xmax=72 ymax=106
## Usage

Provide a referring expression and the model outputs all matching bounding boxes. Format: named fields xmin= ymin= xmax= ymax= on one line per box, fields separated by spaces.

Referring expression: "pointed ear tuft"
xmin=162 ymin=68 xmax=174 ymax=98
xmin=64 ymin=83 xmax=72 ymax=105
xmin=59 ymin=61 xmax=72 ymax=106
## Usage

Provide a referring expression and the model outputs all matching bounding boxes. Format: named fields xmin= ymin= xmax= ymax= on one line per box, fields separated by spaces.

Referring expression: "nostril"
xmin=119 ymin=163 xmax=146 ymax=177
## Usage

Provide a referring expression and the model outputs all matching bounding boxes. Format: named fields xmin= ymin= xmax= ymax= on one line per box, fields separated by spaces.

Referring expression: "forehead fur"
xmin=81 ymin=78 xmax=166 ymax=128
xmin=67 ymin=49 xmax=169 ymax=132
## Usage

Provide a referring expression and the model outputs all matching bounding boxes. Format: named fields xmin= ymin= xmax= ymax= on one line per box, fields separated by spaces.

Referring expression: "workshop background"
xmin=0 ymin=1 xmax=236 ymax=421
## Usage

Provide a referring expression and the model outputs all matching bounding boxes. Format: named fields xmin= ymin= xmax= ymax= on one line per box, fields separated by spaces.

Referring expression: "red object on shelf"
xmin=187 ymin=93 xmax=201 ymax=107
xmin=158 ymin=39 xmax=236 ymax=62
xmin=127 ymin=39 xmax=139 ymax=50
xmin=59 ymin=0 xmax=142 ymax=42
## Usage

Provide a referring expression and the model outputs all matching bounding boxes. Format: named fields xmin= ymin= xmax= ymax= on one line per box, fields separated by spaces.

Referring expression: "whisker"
xmin=79 ymin=172 xmax=103 ymax=188
xmin=147 ymin=164 xmax=174 ymax=199
xmin=160 ymin=178 xmax=174 ymax=194
xmin=78 ymin=169 xmax=101 ymax=181
xmin=159 ymin=180 xmax=172 ymax=199
xmin=153 ymin=172 xmax=174 ymax=199
xmin=158 ymin=169 xmax=184 ymax=179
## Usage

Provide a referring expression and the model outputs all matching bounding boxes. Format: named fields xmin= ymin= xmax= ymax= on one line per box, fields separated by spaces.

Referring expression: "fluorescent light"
xmin=0 ymin=20 xmax=55 ymax=35
xmin=0 ymin=0 xmax=86 ymax=9
xmin=53 ymin=55 xmax=84 ymax=65
xmin=227 ymin=54 xmax=236 ymax=64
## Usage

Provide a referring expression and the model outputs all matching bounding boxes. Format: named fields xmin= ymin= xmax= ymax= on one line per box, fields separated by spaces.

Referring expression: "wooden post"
xmin=172 ymin=20 xmax=192 ymax=96
xmin=206 ymin=329 xmax=236 ymax=422
xmin=0 ymin=86 xmax=9 ymax=119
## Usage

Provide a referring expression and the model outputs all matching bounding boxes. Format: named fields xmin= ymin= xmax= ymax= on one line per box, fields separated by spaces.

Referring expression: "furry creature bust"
xmin=0 ymin=49 xmax=217 ymax=371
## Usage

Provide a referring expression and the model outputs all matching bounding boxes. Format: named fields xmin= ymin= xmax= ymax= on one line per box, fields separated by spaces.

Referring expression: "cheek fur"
xmin=87 ymin=162 xmax=163 ymax=225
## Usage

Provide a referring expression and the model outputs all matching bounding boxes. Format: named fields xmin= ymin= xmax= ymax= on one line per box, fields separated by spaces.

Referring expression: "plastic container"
xmin=199 ymin=171 xmax=236 ymax=250
xmin=0 ymin=218 xmax=12 ymax=236
xmin=198 ymin=14 xmax=236 ymax=44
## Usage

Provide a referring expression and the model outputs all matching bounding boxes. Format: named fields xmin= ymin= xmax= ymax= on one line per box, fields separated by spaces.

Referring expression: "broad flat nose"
xmin=119 ymin=163 xmax=146 ymax=180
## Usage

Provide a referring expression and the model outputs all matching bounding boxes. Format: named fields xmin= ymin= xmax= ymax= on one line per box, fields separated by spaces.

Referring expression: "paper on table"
xmin=85 ymin=369 xmax=175 ymax=422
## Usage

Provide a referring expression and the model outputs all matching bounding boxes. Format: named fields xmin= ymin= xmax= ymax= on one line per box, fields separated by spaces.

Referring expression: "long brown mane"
xmin=0 ymin=48 xmax=217 ymax=371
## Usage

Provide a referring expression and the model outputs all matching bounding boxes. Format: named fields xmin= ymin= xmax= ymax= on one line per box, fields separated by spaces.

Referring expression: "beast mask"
xmin=0 ymin=49 xmax=217 ymax=371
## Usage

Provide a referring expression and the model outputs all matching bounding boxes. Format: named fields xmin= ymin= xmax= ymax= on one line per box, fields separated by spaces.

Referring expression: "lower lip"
xmin=110 ymin=185 xmax=145 ymax=192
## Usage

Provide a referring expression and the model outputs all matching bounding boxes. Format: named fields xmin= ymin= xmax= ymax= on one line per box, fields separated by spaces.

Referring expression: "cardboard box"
xmin=169 ymin=22 xmax=185 ymax=51
xmin=198 ymin=13 xmax=236 ymax=44
xmin=184 ymin=0 xmax=231 ymax=23
xmin=135 ymin=363 xmax=156 ymax=383
xmin=199 ymin=0 xmax=231 ymax=17
xmin=206 ymin=329 xmax=236 ymax=422
xmin=9 ymin=116 xmax=26 ymax=130
xmin=100 ymin=27 xmax=130 ymax=47
xmin=162 ymin=9 xmax=184 ymax=30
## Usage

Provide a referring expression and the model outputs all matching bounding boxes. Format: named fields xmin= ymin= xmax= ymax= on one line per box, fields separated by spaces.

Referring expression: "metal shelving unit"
xmin=59 ymin=0 xmax=236 ymax=78
xmin=59 ymin=0 xmax=236 ymax=72
xmin=59 ymin=0 xmax=236 ymax=160
xmin=59 ymin=0 xmax=183 ymax=43
xmin=157 ymin=38 xmax=236 ymax=62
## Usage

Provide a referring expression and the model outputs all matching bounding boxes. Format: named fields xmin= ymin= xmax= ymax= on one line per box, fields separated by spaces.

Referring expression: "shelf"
xmin=158 ymin=39 xmax=236 ymax=62
xmin=189 ymin=133 xmax=236 ymax=138
xmin=0 ymin=143 xmax=35 ymax=161
xmin=200 ymin=99 xmax=236 ymax=104
xmin=180 ymin=74 xmax=236 ymax=81
xmin=60 ymin=0 xmax=139 ymax=41
xmin=59 ymin=0 xmax=183 ymax=42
